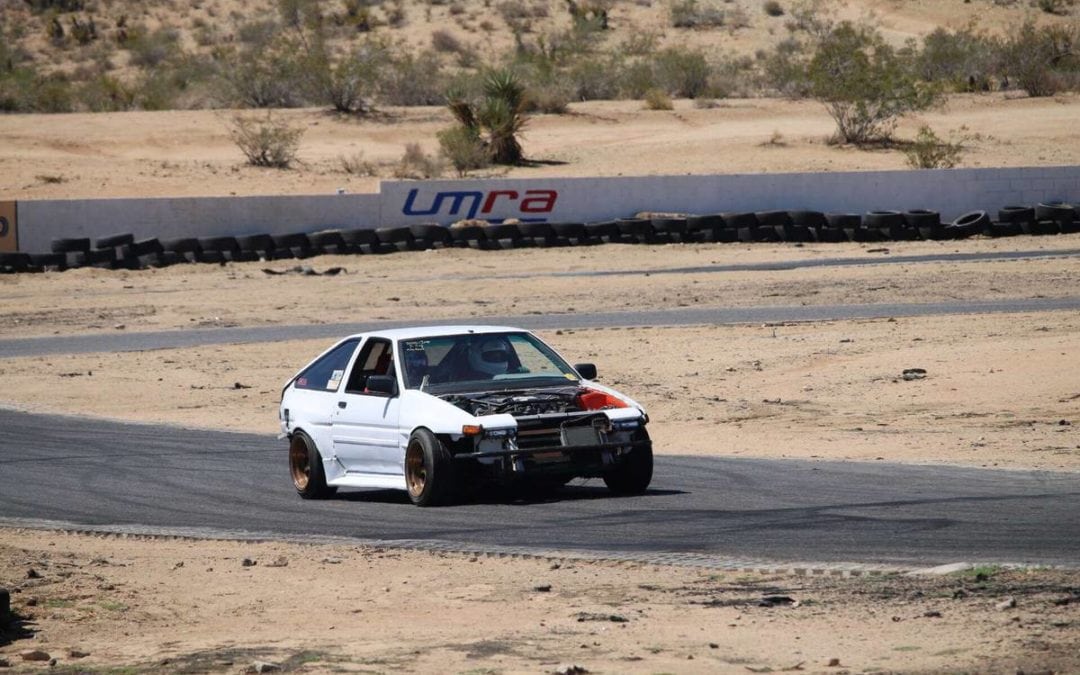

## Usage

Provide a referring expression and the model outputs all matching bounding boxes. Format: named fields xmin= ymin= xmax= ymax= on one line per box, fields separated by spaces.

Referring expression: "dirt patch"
xmin=1 ymin=530 xmax=1076 ymax=674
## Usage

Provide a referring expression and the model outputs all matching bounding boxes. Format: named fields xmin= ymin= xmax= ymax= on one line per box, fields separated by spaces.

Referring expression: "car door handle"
xmin=337 ymin=401 xmax=347 ymax=409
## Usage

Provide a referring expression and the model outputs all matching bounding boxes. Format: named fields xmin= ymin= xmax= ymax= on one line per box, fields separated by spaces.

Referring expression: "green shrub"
xmin=525 ymin=80 xmax=572 ymax=113
xmin=759 ymin=37 xmax=814 ymax=97
xmin=321 ymin=41 xmax=386 ymax=113
xmin=1000 ymin=21 xmax=1078 ymax=97
xmin=222 ymin=39 xmax=319 ymax=107
xmin=643 ymin=87 xmax=673 ymax=109
xmin=378 ymin=49 xmax=445 ymax=105
xmin=126 ymin=27 xmax=182 ymax=68
xmin=652 ymin=46 xmax=710 ymax=98
xmin=229 ymin=112 xmax=304 ymax=168
xmin=903 ymin=125 xmax=966 ymax=169
xmin=568 ymin=57 xmax=622 ymax=100
xmin=445 ymin=68 xmax=529 ymax=165
xmin=431 ymin=29 xmax=464 ymax=53
xmin=917 ymin=27 xmax=1001 ymax=91
xmin=763 ymin=1 xmax=784 ymax=17
xmin=808 ymin=22 xmax=942 ymax=145
xmin=77 ymin=73 xmax=134 ymax=111
xmin=24 ymin=0 xmax=83 ymax=13
xmin=438 ymin=125 xmax=489 ymax=175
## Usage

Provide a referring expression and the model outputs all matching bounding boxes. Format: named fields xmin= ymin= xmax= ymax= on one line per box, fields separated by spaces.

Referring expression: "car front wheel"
xmin=405 ymin=429 xmax=457 ymax=507
xmin=289 ymin=431 xmax=336 ymax=499
xmin=603 ymin=429 xmax=653 ymax=496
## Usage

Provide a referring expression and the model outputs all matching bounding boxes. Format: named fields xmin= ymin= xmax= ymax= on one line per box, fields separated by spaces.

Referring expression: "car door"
xmin=330 ymin=338 xmax=402 ymax=476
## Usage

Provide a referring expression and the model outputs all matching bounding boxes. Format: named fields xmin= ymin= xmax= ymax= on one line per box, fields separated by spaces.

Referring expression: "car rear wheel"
xmin=405 ymin=429 xmax=456 ymax=507
xmin=289 ymin=432 xmax=336 ymax=499
xmin=603 ymin=429 xmax=653 ymax=496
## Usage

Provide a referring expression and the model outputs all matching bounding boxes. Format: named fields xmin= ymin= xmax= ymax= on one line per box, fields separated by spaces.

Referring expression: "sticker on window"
xmin=297 ymin=377 xmax=308 ymax=387
xmin=404 ymin=340 xmax=429 ymax=352
xmin=326 ymin=369 xmax=344 ymax=389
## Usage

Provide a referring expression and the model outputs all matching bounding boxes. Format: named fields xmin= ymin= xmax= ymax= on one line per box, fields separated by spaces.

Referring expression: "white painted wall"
xmin=17 ymin=193 xmax=380 ymax=253
xmin=14 ymin=166 xmax=1079 ymax=252
xmin=380 ymin=166 xmax=1080 ymax=226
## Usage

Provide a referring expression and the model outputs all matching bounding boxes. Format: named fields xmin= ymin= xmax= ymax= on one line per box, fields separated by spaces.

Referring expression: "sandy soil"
xmin=1 ymin=530 xmax=1077 ymax=674
xmin=2 ymin=93 xmax=1079 ymax=200
xmin=3 ymin=236 xmax=1079 ymax=339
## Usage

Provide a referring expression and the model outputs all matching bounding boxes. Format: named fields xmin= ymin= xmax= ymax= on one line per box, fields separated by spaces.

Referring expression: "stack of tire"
xmin=3 ymin=200 xmax=1076 ymax=275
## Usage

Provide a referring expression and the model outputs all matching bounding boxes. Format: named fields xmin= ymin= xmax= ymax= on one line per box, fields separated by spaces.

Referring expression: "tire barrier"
xmin=7 ymin=200 xmax=1074 ymax=274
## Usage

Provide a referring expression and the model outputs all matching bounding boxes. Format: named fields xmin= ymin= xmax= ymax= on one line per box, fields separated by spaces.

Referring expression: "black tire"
xmin=375 ymin=226 xmax=415 ymax=245
xmin=603 ymin=429 xmax=653 ymax=496
xmin=409 ymin=224 xmax=452 ymax=247
xmin=74 ymin=248 xmax=117 ymax=267
xmin=237 ymin=234 xmax=276 ymax=254
xmin=988 ymin=222 xmax=1023 ymax=237
xmin=198 ymin=236 xmax=241 ymax=254
xmin=483 ymin=223 xmax=522 ymax=248
xmin=449 ymin=225 xmax=487 ymax=247
xmin=1028 ymin=220 xmax=1061 ymax=236
xmin=788 ymin=210 xmax=827 ymax=229
xmin=28 ymin=252 xmax=67 ymax=270
xmin=0 ymin=252 xmax=30 ymax=273
xmin=162 ymin=237 xmax=201 ymax=254
xmin=904 ymin=209 xmax=944 ymax=240
xmin=51 ymin=237 xmax=91 ymax=254
xmin=340 ymin=228 xmax=379 ymax=248
xmin=650 ymin=217 xmax=688 ymax=236
xmin=404 ymin=429 xmax=456 ymax=507
xmin=755 ymin=211 xmax=791 ymax=227
xmin=825 ymin=213 xmax=861 ymax=229
xmin=997 ymin=206 xmax=1035 ymax=224
xmin=950 ymin=210 xmax=991 ymax=237
xmin=817 ymin=227 xmax=848 ymax=243
xmin=1036 ymin=201 xmax=1076 ymax=224
xmin=95 ymin=233 xmax=135 ymax=249
xmin=721 ymin=212 xmax=758 ymax=229
xmin=309 ymin=230 xmax=350 ymax=255
xmin=289 ymin=431 xmax=336 ymax=500
xmin=863 ymin=211 xmax=904 ymax=229
xmin=585 ymin=221 xmax=622 ymax=243
xmin=128 ymin=238 xmax=164 ymax=257
xmin=273 ymin=232 xmax=311 ymax=250
xmin=616 ymin=218 xmax=653 ymax=243
xmin=551 ymin=222 xmax=588 ymax=242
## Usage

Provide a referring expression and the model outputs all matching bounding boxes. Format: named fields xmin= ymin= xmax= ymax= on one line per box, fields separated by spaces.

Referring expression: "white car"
xmin=280 ymin=325 xmax=653 ymax=506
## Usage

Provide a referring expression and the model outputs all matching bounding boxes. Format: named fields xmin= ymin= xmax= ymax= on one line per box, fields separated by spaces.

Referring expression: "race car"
xmin=280 ymin=325 xmax=653 ymax=506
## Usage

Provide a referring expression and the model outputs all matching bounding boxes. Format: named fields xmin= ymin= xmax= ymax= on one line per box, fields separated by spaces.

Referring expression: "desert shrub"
xmin=321 ymin=41 xmax=386 ymax=113
xmin=1037 ymin=0 xmax=1073 ymax=15
xmin=431 ymin=29 xmax=464 ymax=53
xmin=438 ymin=125 xmax=489 ymax=175
xmin=707 ymin=53 xmax=756 ymax=97
xmin=229 ymin=113 xmax=304 ymax=168
xmin=525 ymin=80 xmax=572 ymax=112
xmin=903 ymin=125 xmax=967 ymax=169
xmin=0 ymin=68 xmax=73 ymax=112
xmin=77 ymin=73 xmax=134 ymax=111
xmin=338 ymin=151 xmax=377 ymax=175
xmin=917 ymin=27 xmax=1001 ymax=91
xmin=126 ymin=27 xmax=182 ymax=68
xmin=652 ymin=46 xmax=710 ymax=97
xmin=237 ymin=19 xmax=280 ymax=45
xmin=643 ymin=87 xmax=673 ymax=109
xmin=1000 ymin=20 xmax=1078 ymax=97
xmin=378 ymin=49 xmax=445 ymax=105
xmin=759 ymin=37 xmax=814 ymax=97
xmin=569 ymin=56 xmax=622 ymax=99
xmin=669 ymin=0 xmax=726 ymax=28
xmin=618 ymin=59 xmax=656 ymax=98
xmin=24 ymin=0 xmax=83 ymax=13
xmin=763 ymin=1 xmax=784 ymax=17
xmin=221 ymin=38 xmax=319 ymax=107
xmin=808 ymin=22 xmax=942 ymax=145
xmin=278 ymin=0 xmax=324 ymax=30
xmin=394 ymin=142 xmax=444 ymax=178
xmin=69 ymin=15 xmax=97 ymax=44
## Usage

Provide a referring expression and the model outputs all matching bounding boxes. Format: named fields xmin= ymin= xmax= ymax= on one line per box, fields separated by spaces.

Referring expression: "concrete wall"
xmin=380 ymin=166 xmax=1080 ymax=227
xmin=17 ymin=193 xmax=380 ymax=253
xmin=12 ymin=166 xmax=1080 ymax=252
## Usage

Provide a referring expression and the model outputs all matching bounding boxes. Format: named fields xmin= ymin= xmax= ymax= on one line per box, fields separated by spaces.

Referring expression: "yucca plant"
xmin=445 ymin=68 xmax=528 ymax=165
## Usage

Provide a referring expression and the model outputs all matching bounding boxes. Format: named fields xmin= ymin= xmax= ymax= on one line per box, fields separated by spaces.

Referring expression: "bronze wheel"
xmin=288 ymin=431 xmax=335 ymax=499
xmin=405 ymin=441 xmax=427 ymax=499
xmin=289 ymin=435 xmax=311 ymax=491
xmin=404 ymin=429 xmax=455 ymax=506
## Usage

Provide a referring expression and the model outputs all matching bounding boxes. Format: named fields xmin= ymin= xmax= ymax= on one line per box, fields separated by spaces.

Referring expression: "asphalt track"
xmin=2 ymin=297 xmax=1079 ymax=359
xmin=2 ymin=410 xmax=1077 ymax=568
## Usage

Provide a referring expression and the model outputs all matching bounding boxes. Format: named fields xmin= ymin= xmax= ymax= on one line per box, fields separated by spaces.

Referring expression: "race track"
xmin=2 ymin=410 xmax=1077 ymax=568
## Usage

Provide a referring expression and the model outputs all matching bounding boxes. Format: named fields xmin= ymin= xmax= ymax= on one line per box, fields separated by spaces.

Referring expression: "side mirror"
xmin=366 ymin=375 xmax=398 ymax=396
xmin=575 ymin=363 xmax=597 ymax=380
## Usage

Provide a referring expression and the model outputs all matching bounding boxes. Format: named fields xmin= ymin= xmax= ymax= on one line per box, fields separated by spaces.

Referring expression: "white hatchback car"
xmin=280 ymin=325 xmax=653 ymax=506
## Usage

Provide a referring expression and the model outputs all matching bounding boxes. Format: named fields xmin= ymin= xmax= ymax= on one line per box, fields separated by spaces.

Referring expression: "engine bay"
xmin=442 ymin=387 xmax=585 ymax=417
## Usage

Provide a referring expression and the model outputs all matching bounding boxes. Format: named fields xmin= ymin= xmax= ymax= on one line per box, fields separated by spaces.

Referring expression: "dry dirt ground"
xmin=3 ymin=94 xmax=1080 ymax=200
xmin=1 ymin=530 xmax=1078 ymax=674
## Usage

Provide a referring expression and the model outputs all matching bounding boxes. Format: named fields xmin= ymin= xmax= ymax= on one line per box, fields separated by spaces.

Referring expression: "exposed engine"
xmin=442 ymin=388 xmax=585 ymax=417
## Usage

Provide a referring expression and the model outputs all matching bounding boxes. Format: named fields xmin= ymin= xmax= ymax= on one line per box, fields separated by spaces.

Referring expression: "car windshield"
xmin=399 ymin=332 xmax=579 ymax=393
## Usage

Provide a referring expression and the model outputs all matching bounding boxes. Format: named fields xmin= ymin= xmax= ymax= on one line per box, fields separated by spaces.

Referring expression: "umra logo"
xmin=402 ymin=188 xmax=557 ymax=222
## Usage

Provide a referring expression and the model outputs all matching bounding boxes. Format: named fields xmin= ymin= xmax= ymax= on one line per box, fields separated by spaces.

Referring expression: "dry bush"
xmin=229 ymin=113 xmax=304 ymax=168
xmin=763 ymin=1 xmax=784 ymax=16
xmin=669 ymin=0 xmax=726 ymax=28
xmin=394 ymin=142 xmax=444 ymax=178
xmin=378 ymin=49 xmax=446 ymax=105
xmin=643 ymin=87 xmax=673 ymax=109
xmin=338 ymin=151 xmax=377 ymax=175
xmin=431 ymin=28 xmax=464 ymax=53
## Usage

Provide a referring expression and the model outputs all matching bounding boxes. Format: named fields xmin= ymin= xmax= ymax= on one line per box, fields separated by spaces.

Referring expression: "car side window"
xmin=344 ymin=339 xmax=395 ymax=394
xmin=294 ymin=339 xmax=360 ymax=392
